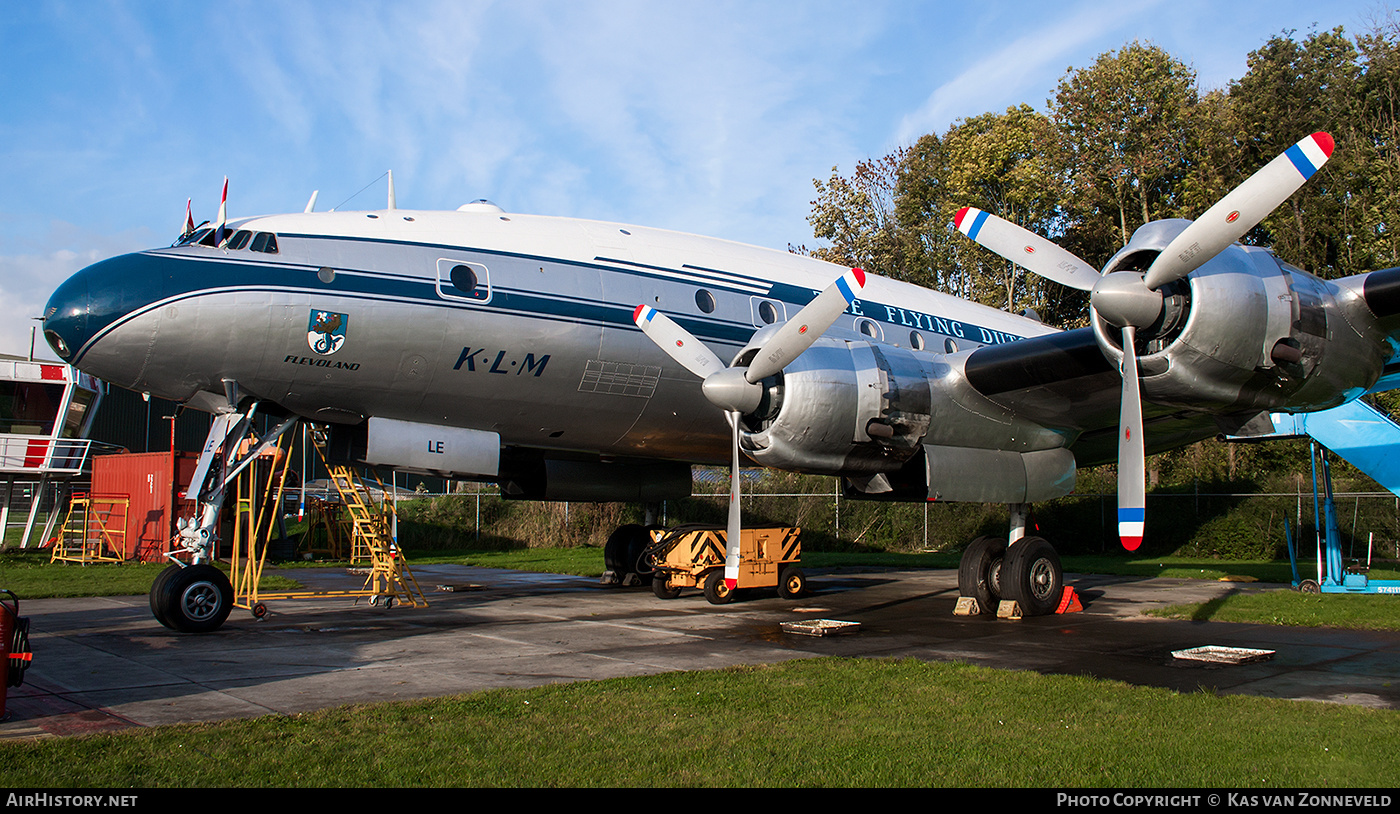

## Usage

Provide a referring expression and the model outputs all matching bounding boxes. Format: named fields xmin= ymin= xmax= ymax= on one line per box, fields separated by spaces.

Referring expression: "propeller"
xmin=635 ymin=268 xmax=866 ymax=589
xmin=951 ymin=132 xmax=1334 ymax=550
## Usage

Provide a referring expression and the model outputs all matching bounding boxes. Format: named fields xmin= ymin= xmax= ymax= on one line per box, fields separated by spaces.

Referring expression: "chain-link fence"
xmin=392 ymin=471 xmax=1400 ymax=560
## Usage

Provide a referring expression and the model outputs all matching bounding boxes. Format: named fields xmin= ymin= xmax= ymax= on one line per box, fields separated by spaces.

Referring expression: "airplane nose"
xmin=42 ymin=267 xmax=90 ymax=360
xmin=43 ymin=252 xmax=164 ymax=364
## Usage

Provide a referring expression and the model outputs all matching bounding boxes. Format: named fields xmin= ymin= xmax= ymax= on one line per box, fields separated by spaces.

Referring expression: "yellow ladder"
xmin=50 ymin=493 xmax=127 ymax=563
xmin=312 ymin=429 xmax=427 ymax=608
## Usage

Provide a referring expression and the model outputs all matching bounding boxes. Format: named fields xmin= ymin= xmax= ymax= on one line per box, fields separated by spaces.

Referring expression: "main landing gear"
xmin=956 ymin=504 xmax=1065 ymax=617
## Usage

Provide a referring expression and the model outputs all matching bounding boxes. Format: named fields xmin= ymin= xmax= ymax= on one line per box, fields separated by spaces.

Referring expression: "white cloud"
xmin=0 ymin=222 xmax=151 ymax=360
xmin=893 ymin=0 xmax=1168 ymax=145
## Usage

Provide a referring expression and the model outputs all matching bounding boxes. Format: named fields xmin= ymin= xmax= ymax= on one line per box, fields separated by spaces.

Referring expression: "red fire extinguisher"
xmin=0 ymin=589 xmax=32 ymax=719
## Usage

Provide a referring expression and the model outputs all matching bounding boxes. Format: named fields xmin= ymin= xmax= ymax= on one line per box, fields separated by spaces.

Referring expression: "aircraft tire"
xmin=652 ymin=575 xmax=681 ymax=599
xmin=604 ymin=524 xmax=654 ymax=584
xmin=703 ymin=570 xmax=734 ymax=605
xmin=1298 ymin=579 xmax=1321 ymax=594
xmin=148 ymin=564 xmax=184 ymax=629
xmin=957 ymin=536 xmax=1005 ymax=614
xmin=778 ymin=565 xmax=806 ymax=599
xmin=153 ymin=564 xmax=234 ymax=633
xmin=1001 ymin=536 xmax=1063 ymax=616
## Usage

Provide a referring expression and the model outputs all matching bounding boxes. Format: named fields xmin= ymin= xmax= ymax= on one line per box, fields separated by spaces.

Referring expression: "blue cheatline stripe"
xmin=967 ymin=209 xmax=990 ymax=240
xmin=63 ymin=252 xmax=757 ymax=364
xmin=1118 ymin=507 xmax=1145 ymax=522
xmin=1285 ymin=143 xmax=1318 ymax=179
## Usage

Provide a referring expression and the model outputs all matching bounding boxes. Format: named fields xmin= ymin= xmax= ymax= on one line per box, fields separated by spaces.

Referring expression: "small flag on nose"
xmin=214 ymin=177 xmax=229 ymax=246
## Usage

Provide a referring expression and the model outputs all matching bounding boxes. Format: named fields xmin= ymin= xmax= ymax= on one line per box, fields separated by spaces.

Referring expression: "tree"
xmin=1228 ymin=28 xmax=1361 ymax=277
xmin=1353 ymin=19 xmax=1400 ymax=271
xmin=1051 ymin=42 xmax=1200 ymax=260
xmin=936 ymin=105 xmax=1079 ymax=320
xmin=804 ymin=150 xmax=915 ymax=280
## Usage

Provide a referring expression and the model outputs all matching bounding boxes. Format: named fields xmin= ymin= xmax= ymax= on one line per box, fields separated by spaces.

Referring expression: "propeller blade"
xmin=1117 ymin=326 xmax=1146 ymax=551
xmin=1143 ymin=132 xmax=1334 ymax=290
xmin=744 ymin=267 xmax=865 ymax=383
xmin=633 ymin=304 xmax=726 ymax=379
xmin=725 ymin=413 xmax=742 ymax=590
xmin=953 ymin=207 xmax=1099 ymax=292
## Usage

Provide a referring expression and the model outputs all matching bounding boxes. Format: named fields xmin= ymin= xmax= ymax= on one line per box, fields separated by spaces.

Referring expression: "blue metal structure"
xmin=1268 ymin=403 xmax=1400 ymax=595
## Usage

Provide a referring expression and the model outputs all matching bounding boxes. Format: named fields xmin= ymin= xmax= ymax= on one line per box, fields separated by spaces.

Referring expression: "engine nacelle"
xmin=738 ymin=335 xmax=1078 ymax=503
xmin=738 ymin=337 xmax=932 ymax=474
xmin=1092 ymin=220 xmax=1391 ymax=416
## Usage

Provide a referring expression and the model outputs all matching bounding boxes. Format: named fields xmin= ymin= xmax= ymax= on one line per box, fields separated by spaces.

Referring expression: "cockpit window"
xmin=250 ymin=232 xmax=279 ymax=253
xmin=226 ymin=230 xmax=252 ymax=250
xmin=173 ymin=223 xmax=210 ymax=247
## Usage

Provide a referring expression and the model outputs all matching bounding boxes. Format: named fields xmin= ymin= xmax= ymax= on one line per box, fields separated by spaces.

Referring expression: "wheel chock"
xmin=1055 ymin=586 xmax=1083 ymax=614
xmin=953 ymin=597 xmax=980 ymax=616
xmin=996 ymin=600 xmax=1023 ymax=620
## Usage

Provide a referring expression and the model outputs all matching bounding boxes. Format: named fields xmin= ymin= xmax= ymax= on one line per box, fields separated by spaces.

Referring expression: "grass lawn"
xmin=0 ymin=549 xmax=300 ymax=598
xmin=1147 ymin=589 xmax=1400 ymax=631
xmin=0 ymin=657 xmax=1395 ymax=787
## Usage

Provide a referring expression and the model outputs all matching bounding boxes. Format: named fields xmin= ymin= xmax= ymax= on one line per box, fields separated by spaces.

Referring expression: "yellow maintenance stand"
xmin=49 ymin=493 xmax=128 ymax=563
xmin=643 ymin=524 xmax=804 ymax=604
xmin=227 ymin=424 xmax=426 ymax=619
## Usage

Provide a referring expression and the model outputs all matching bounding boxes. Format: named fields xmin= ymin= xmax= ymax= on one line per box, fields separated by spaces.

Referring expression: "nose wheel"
xmin=150 ymin=564 xmax=235 ymax=633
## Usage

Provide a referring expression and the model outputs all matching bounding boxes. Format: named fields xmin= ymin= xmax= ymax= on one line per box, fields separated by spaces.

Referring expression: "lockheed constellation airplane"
xmin=42 ymin=132 xmax=1400 ymax=631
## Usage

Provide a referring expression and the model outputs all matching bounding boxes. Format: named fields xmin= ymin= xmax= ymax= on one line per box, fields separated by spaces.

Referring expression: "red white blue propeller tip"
xmin=1118 ymin=507 xmax=1144 ymax=552
xmin=1287 ymin=132 xmax=1334 ymax=180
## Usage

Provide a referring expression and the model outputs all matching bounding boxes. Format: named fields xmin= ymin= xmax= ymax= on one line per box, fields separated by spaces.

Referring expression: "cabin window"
xmin=857 ymin=319 xmax=881 ymax=340
xmin=944 ymin=338 xmax=959 ymax=354
xmin=250 ymin=232 xmax=279 ymax=253
xmin=317 ymin=267 xmax=336 ymax=284
xmin=752 ymin=298 xmax=783 ymax=326
xmin=436 ymin=259 xmax=492 ymax=303
xmin=450 ymin=265 xmax=478 ymax=296
xmin=909 ymin=331 xmax=925 ymax=350
xmin=695 ymin=289 xmax=716 ymax=314
xmin=226 ymin=230 xmax=252 ymax=250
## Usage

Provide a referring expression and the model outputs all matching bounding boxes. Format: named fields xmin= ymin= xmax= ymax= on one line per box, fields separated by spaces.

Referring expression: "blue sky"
xmin=0 ymin=0 xmax=1379 ymax=359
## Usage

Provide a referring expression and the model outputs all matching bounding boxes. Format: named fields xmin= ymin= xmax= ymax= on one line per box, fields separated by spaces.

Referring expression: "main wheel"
xmin=1001 ymin=536 xmax=1063 ymax=617
xmin=957 ymin=536 xmax=1006 ymax=615
xmin=652 ymin=575 xmax=681 ymax=599
xmin=778 ymin=565 xmax=806 ymax=599
xmin=1299 ymin=579 xmax=1322 ymax=594
xmin=604 ymin=524 xmax=653 ymax=584
xmin=152 ymin=564 xmax=234 ymax=633
xmin=703 ymin=570 xmax=734 ymax=605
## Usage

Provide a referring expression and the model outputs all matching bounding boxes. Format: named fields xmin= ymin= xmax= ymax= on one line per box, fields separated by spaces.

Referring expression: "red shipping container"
xmin=90 ymin=452 xmax=200 ymax=562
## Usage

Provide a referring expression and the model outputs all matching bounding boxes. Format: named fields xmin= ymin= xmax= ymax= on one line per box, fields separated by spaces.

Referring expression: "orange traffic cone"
xmin=1055 ymin=586 xmax=1083 ymax=614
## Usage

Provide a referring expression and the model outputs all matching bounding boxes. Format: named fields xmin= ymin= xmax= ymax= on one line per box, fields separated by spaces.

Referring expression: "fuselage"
xmin=42 ymin=205 xmax=1053 ymax=466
